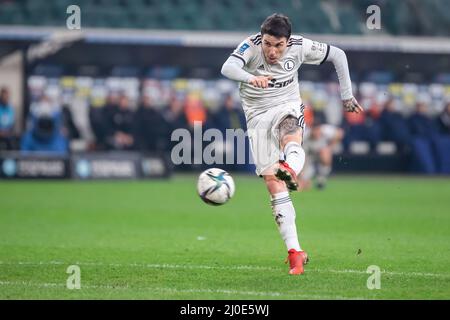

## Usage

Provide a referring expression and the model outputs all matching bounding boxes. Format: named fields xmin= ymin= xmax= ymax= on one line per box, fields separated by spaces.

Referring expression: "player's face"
xmin=261 ymin=34 xmax=288 ymax=65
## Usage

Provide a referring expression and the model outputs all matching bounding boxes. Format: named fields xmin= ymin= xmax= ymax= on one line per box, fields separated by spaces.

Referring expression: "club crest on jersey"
xmin=237 ymin=43 xmax=250 ymax=55
xmin=283 ymin=59 xmax=295 ymax=71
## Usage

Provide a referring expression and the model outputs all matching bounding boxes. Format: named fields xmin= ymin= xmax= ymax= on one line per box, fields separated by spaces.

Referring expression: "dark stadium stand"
xmin=1 ymin=0 xmax=450 ymax=36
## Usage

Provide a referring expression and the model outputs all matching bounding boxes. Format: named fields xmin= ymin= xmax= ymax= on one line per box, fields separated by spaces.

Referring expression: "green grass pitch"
xmin=0 ymin=175 xmax=449 ymax=299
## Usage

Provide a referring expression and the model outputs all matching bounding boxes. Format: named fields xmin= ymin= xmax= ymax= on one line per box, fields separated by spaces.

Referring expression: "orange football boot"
xmin=286 ymin=249 xmax=309 ymax=275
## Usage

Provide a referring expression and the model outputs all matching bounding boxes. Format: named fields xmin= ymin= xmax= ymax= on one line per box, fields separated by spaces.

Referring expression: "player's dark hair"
xmin=260 ymin=13 xmax=292 ymax=40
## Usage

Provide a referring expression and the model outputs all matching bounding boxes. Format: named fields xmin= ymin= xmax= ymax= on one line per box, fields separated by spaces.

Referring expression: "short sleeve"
xmin=301 ymin=37 xmax=330 ymax=65
xmin=230 ymin=37 xmax=256 ymax=66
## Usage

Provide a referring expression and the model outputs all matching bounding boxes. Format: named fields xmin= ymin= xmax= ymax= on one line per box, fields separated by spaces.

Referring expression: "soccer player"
xmin=221 ymin=14 xmax=363 ymax=275
xmin=300 ymin=120 xmax=345 ymax=191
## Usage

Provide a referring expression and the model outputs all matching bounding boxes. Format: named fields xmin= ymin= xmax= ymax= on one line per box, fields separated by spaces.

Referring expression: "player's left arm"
xmin=326 ymin=46 xmax=363 ymax=113
xmin=301 ymin=38 xmax=363 ymax=114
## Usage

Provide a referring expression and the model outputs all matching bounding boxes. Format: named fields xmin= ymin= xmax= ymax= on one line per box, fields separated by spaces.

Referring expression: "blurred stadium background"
xmin=0 ymin=0 xmax=449 ymax=178
xmin=1 ymin=0 xmax=450 ymax=300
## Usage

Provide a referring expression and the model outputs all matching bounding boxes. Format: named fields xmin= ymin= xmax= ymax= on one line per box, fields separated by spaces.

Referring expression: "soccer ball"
xmin=197 ymin=168 xmax=235 ymax=206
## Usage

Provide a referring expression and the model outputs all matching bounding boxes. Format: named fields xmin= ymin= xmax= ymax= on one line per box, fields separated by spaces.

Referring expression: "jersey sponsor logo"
xmin=267 ymin=77 xmax=294 ymax=88
xmin=237 ymin=43 xmax=250 ymax=55
xmin=283 ymin=59 xmax=295 ymax=71
xmin=312 ymin=41 xmax=326 ymax=53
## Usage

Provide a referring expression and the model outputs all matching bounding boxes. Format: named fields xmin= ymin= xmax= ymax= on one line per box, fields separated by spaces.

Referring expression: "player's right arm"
xmin=221 ymin=38 xmax=272 ymax=88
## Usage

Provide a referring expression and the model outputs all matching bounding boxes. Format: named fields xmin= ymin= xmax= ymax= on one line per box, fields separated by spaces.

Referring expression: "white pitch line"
xmin=0 ymin=280 xmax=366 ymax=300
xmin=0 ymin=280 xmax=128 ymax=290
xmin=314 ymin=268 xmax=450 ymax=278
xmin=0 ymin=261 xmax=277 ymax=271
xmin=0 ymin=261 xmax=449 ymax=279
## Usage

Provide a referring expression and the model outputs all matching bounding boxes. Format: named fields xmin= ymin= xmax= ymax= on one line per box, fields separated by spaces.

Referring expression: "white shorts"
xmin=247 ymin=102 xmax=305 ymax=176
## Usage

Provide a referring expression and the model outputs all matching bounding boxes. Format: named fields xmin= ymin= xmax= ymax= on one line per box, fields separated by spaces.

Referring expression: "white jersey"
xmin=230 ymin=33 xmax=330 ymax=122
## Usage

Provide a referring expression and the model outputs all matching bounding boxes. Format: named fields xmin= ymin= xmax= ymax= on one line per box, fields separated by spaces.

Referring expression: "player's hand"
xmin=342 ymin=97 xmax=364 ymax=113
xmin=249 ymin=76 xmax=273 ymax=88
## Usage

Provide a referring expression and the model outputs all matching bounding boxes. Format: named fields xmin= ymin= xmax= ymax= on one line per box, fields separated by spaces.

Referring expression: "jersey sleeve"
xmin=301 ymin=37 xmax=330 ymax=65
xmin=230 ymin=37 xmax=257 ymax=66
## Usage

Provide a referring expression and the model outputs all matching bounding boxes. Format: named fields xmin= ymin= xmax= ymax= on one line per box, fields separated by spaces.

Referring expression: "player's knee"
xmin=279 ymin=116 xmax=302 ymax=147
xmin=279 ymin=116 xmax=300 ymax=135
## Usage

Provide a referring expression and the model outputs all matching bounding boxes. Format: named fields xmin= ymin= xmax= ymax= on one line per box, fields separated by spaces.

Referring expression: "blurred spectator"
xmin=104 ymin=93 xmax=135 ymax=150
xmin=163 ymin=94 xmax=191 ymax=171
xmin=212 ymin=94 xmax=246 ymax=133
xmin=437 ymin=102 xmax=450 ymax=135
xmin=89 ymin=92 xmax=118 ymax=150
xmin=408 ymin=102 xmax=438 ymax=138
xmin=0 ymin=87 xmax=16 ymax=150
xmin=134 ymin=94 xmax=170 ymax=153
xmin=163 ymin=94 xmax=189 ymax=132
xmin=184 ymin=94 xmax=210 ymax=130
xmin=211 ymin=94 xmax=250 ymax=172
xmin=378 ymin=98 xmax=412 ymax=152
xmin=434 ymin=103 xmax=450 ymax=173
xmin=366 ymin=98 xmax=383 ymax=120
xmin=301 ymin=109 xmax=344 ymax=190
xmin=408 ymin=102 xmax=450 ymax=174
xmin=21 ymin=96 xmax=68 ymax=154
xmin=342 ymin=103 xmax=379 ymax=152
xmin=61 ymin=104 xmax=80 ymax=141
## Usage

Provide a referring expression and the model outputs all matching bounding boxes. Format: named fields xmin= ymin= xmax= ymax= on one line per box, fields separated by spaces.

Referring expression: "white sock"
xmin=284 ymin=142 xmax=305 ymax=176
xmin=270 ymin=191 xmax=301 ymax=251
